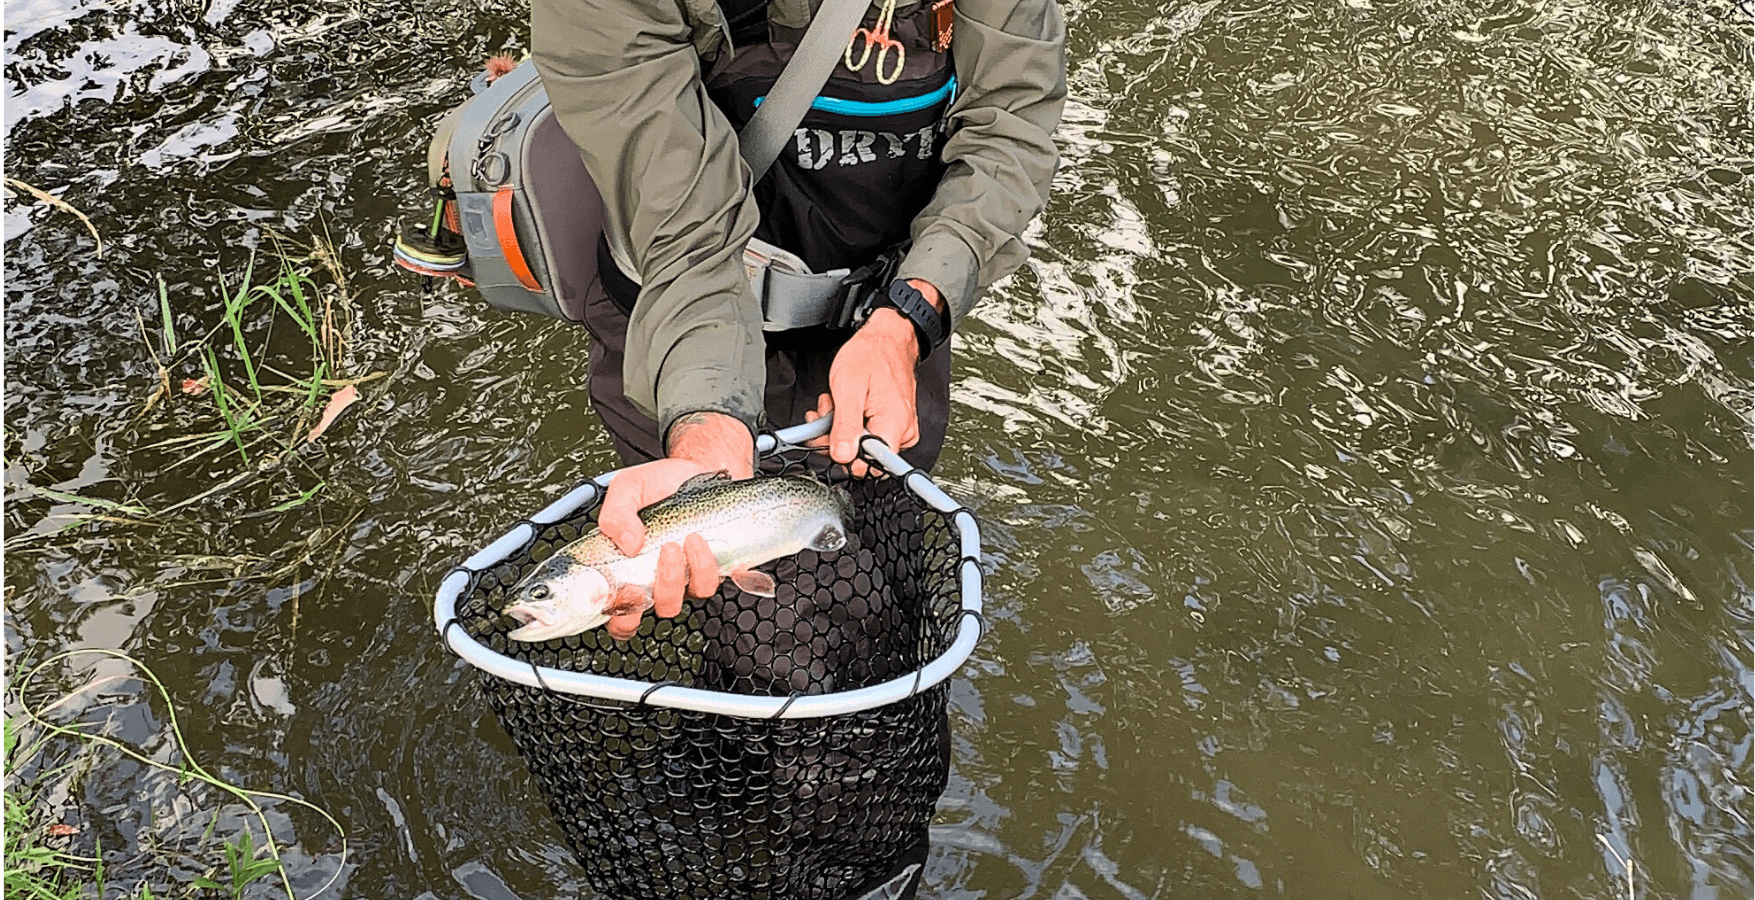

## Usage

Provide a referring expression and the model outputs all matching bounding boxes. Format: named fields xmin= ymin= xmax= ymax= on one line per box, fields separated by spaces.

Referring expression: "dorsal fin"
xmin=674 ymin=470 xmax=734 ymax=496
xmin=632 ymin=470 xmax=735 ymax=519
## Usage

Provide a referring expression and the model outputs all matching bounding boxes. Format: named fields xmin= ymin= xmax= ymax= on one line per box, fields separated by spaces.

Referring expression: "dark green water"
xmin=5 ymin=0 xmax=1750 ymax=897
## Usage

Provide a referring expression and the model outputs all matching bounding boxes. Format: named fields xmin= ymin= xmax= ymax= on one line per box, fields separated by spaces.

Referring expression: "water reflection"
xmin=6 ymin=0 xmax=1751 ymax=895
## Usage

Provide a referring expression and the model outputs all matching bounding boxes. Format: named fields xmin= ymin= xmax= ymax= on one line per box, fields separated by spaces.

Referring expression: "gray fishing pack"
xmin=394 ymin=61 xmax=602 ymax=321
xmin=396 ymin=0 xmax=900 ymax=329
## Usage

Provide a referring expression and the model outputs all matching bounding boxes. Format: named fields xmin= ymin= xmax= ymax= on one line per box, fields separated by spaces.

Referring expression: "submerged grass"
xmin=5 ymin=650 xmax=349 ymax=900
xmin=32 ymin=237 xmax=374 ymax=529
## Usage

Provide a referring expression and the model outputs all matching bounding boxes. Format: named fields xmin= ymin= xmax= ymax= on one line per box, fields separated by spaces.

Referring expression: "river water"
xmin=4 ymin=0 xmax=1750 ymax=897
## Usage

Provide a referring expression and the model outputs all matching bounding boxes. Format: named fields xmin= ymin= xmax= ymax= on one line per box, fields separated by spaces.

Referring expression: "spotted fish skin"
xmin=504 ymin=474 xmax=852 ymax=642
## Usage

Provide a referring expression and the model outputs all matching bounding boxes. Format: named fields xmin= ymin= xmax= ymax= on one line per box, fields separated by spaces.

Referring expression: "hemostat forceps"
xmin=845 ymin=0 xmax=905 ymax=85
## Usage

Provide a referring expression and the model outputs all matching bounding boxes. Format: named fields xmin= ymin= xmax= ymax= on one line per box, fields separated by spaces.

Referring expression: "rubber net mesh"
xmin=451 ymin=461 xmax=965 ymax=899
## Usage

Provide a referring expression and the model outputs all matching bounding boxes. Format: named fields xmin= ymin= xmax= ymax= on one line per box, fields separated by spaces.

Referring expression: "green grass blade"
xmin=302 ymin=361 xmax=327 ymax=410
xmin=15 ymin=878 xmax=70 ymax=900
xmin=93 ymin=833 xmax=105 ymax=900
xmin=201 ymin=348 xmax=249 ymax=465
xmin=283 ymin=263 xmax=329 ymax=370
xmin=224 ymin=297 xmax=261 ymax=404
xmin=238 ymin=246 xmax=257 ymax=303
xmin=261 ymin=283 xmax=317 ymax=345
xmin=283 ymin=261 xmax=315 ymax=326
xmin=267 ymin=482 xmax=324 ymax=513
xmin=240 ymin=859 xmax=281 ymax=885
xmin=156 ymin=276 xmax=177 ymax=355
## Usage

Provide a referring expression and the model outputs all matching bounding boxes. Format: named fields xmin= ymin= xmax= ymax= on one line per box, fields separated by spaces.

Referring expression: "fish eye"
xmin=530 ymin=585 xmax=551 ymax=601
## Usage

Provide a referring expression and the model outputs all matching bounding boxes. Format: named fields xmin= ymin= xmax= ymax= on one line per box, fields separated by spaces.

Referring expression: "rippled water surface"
xmin=5 ymin=0 xmax=1750 ymax=896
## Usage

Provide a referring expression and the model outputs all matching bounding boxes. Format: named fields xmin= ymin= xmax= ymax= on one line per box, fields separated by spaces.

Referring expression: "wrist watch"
xmin=871 ymin=279 xmax=948 ymax=360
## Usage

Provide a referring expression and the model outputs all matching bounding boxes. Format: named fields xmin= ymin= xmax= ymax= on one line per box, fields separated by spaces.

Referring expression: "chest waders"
xmin=591 ymin=0 xmax=958 ymax=469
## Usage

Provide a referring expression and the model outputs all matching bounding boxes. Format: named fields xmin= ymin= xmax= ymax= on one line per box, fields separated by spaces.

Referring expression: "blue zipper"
xmin=753 ymin=77 xmax=956 ymax=117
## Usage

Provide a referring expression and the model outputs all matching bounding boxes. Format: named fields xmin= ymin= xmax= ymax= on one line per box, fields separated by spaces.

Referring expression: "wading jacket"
xmin=531 ymin=0 xmax=1067 ymax=440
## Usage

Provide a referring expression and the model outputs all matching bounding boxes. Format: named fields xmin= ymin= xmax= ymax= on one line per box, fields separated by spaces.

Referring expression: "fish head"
xmin=503 ymin=561 xmax=612 ymax=642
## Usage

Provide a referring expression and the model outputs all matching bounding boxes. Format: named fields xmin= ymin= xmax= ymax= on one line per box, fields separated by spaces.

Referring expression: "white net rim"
xmin=433 ymin=415 xmax=986 ymax=719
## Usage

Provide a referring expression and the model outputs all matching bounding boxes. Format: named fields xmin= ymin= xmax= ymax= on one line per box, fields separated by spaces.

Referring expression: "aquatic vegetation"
xmin=5 ymin=650 xmax=347 ymax=900
xmin=145 ymin=241 xmax=359 ymax=473
xmin=3 ymin=178 xmax=103 ymax=257
xmin=4 ymin=711 xmax=102 ymax=900
xmin=26 ymin=238 xmax=377 ymax=532
xmin=191 ymin=827 xmax=285 ymax=900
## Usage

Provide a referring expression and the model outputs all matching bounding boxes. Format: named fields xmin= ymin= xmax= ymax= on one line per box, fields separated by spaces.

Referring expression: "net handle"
xmin=434 ymin=412 xmax=986 ymax=719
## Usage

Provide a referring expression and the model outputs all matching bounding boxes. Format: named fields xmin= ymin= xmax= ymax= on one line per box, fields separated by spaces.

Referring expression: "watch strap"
xmin=878 ymin=279 xmax=947 ymax=360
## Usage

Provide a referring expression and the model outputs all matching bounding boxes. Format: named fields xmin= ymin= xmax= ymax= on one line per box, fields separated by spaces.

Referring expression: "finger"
xmin=606 ymin=611 xmax=642 ymax=641
xmin=865 ymin=406 xmax=914 ymax=456
xmin=598 ymin=479 xmax=651 ymax=558
xmin=803 ymin=394 xmax=834 ymax=448
xmin=683 ymin=533 xmax=718 ymax=598
xmin=652 ymin=541 xmax=687 ymax=618
xmin=803 ymin=392 xmax=834 ymax=423
xmin=828 ymin=379 xmax=867 ymax=464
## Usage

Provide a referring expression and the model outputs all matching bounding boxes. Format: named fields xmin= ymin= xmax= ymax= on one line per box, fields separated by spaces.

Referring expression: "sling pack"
xmin=393 ymin=0 xmax=885 ymax=324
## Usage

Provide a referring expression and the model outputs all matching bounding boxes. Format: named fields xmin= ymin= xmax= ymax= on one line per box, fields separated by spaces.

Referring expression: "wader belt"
xmin=597 ymin=234 xmax=905 ymax=333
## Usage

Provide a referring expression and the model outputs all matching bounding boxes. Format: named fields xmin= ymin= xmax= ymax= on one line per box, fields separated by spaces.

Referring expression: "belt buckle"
xmin=836 ymin=247 xmax=905 ymax=329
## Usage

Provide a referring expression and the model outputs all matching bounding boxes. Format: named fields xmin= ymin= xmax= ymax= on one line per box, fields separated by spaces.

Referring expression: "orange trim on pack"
xmin=493 ymin=187 xmax=541 ymax=292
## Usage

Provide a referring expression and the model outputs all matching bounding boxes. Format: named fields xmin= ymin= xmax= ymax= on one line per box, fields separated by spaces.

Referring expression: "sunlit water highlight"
xmin=5 ymin=0 xmax=1749 ymax=896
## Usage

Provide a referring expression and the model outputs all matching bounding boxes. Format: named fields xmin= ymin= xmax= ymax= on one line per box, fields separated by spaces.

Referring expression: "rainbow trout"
xmin=504 ymin=473 xmax=852 ymax=642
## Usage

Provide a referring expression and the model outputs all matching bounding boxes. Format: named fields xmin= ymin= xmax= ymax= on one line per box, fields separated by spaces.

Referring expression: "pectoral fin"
xmin=730 ymin=568 xmax=777 ymax=598
xmin=606 ymin=583 xmax=654 ymax=617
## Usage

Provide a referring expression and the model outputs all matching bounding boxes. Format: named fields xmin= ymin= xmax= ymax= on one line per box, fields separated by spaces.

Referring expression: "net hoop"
xmin=433 ymin=415 xmax=984 ymax=719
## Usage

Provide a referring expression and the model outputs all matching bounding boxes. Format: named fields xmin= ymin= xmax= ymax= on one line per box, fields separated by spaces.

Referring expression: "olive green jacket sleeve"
xmin=531 ymin=0 xmax=1066 ymax=440
xmin=896 ymin=0 xmax=1067 ymax=331
xmin=532 ymin=0 xmax=767 ymax=441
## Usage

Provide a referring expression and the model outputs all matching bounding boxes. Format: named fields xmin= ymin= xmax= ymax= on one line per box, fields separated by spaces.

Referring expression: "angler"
xmin=396 ymin=0 xmax=1063 ymax=637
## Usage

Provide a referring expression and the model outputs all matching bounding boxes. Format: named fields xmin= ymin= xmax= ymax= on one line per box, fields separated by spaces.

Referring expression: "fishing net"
xmin=436 ymin=426 xmax=983 ymax=900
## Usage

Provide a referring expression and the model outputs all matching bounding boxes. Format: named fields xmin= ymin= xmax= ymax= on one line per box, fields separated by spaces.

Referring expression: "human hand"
xmin=813 ymin=279 xmax=943 ymax=476
xmin=595 ymin=412 xmax=755 ymax=639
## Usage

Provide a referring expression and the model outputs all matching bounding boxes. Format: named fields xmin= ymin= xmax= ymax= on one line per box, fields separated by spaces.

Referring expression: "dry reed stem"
xmin=1595 ymin=833 xmax=1634 ymax=900
xmin=256 ymin=368 xmax=384 ymax=390
xmin=163 ymin=422 xmax=279 ymax=475
xmin=134 ymin=431 xmax=232 ymax=454
xmin=6 ymin=178 xmax=103 ymax=255
xmin=306 ymin=230 xmax=354 ymax=374
xmin=39 ymin=513 xmax=161 ymax=529
xmin=132 ymin=309 xmax=173 ymax=421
